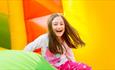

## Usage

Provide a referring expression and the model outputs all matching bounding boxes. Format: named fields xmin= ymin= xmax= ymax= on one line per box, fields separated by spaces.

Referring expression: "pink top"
xmin=24 ymin=33 xmax=75 ymax=67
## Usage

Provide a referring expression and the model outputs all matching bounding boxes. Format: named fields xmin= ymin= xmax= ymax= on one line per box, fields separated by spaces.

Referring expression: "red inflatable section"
xmin=23 ymin=0 xmax=63 ymax=53
xmin=25 ymin=20 xmax=47 ymax=43
xmin=23 ymin=0 xmax=52 ymax=20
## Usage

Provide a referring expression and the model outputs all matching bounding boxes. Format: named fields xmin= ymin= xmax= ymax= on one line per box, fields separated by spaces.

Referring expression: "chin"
xmin=56 ymin=34 xmax=63 ymax=37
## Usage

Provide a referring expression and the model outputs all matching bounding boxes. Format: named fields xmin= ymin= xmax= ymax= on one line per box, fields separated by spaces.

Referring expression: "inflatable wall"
xmin=0 ymin=0 xmax=115 ymax=70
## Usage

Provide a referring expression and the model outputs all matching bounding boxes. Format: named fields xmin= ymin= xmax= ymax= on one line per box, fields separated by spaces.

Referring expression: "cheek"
xmin=52 ymin=26 xmax=56 ymax=31
xmin=63 ymin=25 xmax=65 ymax=30
xmin=52 ymin=26 xmax=57 ymax=33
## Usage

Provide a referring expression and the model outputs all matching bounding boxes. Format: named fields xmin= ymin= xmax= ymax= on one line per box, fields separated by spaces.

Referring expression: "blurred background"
xmin=0 ymin=0 xmax=115 ymax=70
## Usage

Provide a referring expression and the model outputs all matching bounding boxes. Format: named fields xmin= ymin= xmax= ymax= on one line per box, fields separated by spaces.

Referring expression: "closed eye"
xmin=53 ymin=22 xmax=58 ymax=26
xmin=54 ymin=23 xmax=58 ymax=26
xmin=60 ymin=23 xmax=63 ymax=25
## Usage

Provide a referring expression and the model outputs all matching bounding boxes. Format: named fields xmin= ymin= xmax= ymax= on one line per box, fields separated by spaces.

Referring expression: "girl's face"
xmin=52 ymin=16 xmax=65 ymax=37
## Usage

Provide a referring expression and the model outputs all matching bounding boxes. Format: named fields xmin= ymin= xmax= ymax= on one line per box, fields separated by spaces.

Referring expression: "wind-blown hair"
xmin=47 ymin=13 xmax=85 ymax=54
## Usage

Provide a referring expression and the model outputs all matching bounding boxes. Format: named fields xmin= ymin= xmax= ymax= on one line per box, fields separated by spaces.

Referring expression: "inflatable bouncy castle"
xmin=0 ymin=0 xmax=115 ymax=70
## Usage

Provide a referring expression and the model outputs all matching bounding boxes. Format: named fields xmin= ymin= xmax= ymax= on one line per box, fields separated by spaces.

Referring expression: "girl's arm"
xmin=24 ymin=35 xmax=44 ymax=52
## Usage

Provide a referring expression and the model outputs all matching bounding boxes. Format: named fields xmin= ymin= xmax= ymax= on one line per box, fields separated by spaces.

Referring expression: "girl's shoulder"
xmin=39 ymin=33 xmax=49 ymax=48
xmin=36 ymin=33 xmax=49 ymax=40
xmin=37 ymin=33 xmax=49 ymax=45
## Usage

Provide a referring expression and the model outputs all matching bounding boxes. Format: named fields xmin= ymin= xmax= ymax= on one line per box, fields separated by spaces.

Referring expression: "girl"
xmin=24 ymin=13 xmax=91 ymax=70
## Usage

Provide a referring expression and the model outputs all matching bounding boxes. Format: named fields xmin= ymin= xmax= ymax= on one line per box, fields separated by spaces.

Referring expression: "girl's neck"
xmin=57 ymin=37 xmax=63 ymax=44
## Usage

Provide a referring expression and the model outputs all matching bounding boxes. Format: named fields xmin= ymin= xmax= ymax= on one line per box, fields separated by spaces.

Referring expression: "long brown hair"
xmin=48 ymin=13 xmax=85 ymax=54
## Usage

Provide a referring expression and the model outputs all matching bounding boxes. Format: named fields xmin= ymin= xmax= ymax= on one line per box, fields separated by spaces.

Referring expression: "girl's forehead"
xmin=52 ymin=16 xmax=63 ymax=22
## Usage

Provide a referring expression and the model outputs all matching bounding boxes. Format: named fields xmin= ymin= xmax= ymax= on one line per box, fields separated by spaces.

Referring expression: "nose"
xmin=57 ymin=24 xmax=62 ymax=29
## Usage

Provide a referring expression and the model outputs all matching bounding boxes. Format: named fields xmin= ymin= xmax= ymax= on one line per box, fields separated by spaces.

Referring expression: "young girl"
xmin=24 ymin=13 xmax=91 ymax=70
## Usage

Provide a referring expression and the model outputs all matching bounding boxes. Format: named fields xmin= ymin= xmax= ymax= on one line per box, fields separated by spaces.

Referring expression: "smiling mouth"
xmin=56 ymin=30 xmax=63 ymax=32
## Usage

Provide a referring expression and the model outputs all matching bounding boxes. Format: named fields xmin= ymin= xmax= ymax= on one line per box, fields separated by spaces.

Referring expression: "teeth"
xmin=56 ymin=30 xmax=62 ymax=31
xmin=56 ymin=30 xmax=62 ymax=32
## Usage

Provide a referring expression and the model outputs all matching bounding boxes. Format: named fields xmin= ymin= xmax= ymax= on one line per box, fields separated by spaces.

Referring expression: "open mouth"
xmin=56 ymin=30 xmax=63 ymax=32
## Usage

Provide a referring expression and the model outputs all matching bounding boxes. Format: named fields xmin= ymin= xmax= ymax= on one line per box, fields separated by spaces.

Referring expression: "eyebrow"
xmin=52 ymin=21 xmax=58 ymax=23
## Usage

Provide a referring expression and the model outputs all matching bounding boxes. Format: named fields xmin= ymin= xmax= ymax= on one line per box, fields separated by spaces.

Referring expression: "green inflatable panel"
xmin=0 ymin=50 xmax=56 ymax=70
xmin=0 ymin=13 xmax=11 ymax=49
